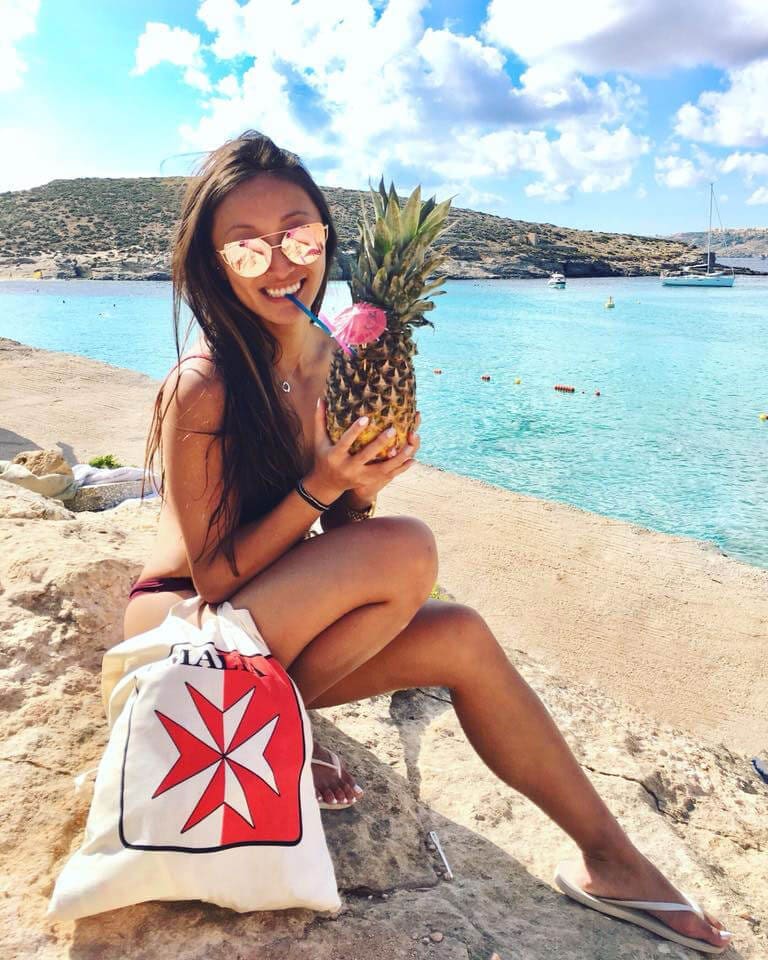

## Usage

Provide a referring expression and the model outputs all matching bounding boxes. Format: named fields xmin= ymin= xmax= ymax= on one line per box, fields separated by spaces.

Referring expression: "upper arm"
xmin=160 ymin=361 xmax=233 ymax=582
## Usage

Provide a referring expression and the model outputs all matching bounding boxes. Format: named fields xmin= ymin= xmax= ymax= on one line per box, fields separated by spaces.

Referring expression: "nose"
xmin=266 ymin=245 xmax=297 ymax=281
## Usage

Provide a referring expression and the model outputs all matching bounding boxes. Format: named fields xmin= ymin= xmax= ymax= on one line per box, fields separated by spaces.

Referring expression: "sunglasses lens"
xmin=282 ymin=223 xmax=326 ymax=266
xmin=223 ymin=237 xmax=271 ymax=277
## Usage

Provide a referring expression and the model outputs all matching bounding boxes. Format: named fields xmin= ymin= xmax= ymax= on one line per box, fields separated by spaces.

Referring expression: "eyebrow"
xmin=225 ymin=210 xmax=314 ymax=238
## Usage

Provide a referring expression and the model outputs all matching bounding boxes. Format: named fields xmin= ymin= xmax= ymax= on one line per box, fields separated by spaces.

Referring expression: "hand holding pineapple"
xmin=303 ymin=400 xmax=420 ymax=508
xmin=325 ymin=180 xmax=452 ymax=460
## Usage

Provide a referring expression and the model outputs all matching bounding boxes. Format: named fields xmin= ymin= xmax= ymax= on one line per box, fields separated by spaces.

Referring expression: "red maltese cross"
xmin=153 ymin=681 xmax=280 ymax=833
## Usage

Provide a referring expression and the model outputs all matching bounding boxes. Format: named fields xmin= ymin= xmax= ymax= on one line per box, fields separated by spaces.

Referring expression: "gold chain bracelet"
xmin=344 ymin=498 xmax=376 ymax=522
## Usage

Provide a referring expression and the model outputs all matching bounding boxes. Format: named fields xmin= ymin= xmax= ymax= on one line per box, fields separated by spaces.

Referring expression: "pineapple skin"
xmin=325 ymin=329 xmax=416 ymax=459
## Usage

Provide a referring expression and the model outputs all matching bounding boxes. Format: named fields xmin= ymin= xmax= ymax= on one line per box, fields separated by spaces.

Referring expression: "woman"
xmin=123 ymin=131 xmax=729 ymax=954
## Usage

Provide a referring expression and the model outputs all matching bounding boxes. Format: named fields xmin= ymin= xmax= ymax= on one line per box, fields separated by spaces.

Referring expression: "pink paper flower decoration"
xmin=331 ymin=303 xmax=387 ymax=347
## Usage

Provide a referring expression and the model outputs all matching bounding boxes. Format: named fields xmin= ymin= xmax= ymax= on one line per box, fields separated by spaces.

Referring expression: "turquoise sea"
xmin=2 ymin=276 xmax=767 ymax=569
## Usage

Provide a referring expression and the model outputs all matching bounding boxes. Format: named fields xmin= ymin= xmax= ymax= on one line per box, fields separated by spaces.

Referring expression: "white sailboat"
xmin=661 ymin=183 xmax=735 ymax=287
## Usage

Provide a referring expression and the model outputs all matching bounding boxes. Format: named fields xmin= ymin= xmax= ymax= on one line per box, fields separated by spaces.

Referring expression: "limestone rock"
xmin=12 ymin=449 xmax=73 ymax=478
xmin=0 ymin=480 xmax=75 ymax=520
xmin=0 ymin=500 xmax=766 ymax=959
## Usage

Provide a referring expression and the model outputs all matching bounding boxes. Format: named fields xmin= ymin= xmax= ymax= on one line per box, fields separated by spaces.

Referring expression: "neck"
xmin=269 ymin=317 xmax=315 ymax=382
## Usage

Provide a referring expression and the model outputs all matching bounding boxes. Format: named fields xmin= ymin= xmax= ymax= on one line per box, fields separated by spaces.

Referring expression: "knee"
xmin=441 ymin=604 xmax=504 ymax=674
xmin=374 ymin=516 xmax=438 ymax=603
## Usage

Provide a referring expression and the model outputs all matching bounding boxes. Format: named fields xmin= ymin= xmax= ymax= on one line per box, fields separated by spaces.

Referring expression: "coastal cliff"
xmin=1 ymin=176 xmax=712 ymax=281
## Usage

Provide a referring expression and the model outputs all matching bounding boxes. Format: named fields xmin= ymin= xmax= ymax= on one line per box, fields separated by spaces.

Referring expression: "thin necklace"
xmin=277 ymin=360 xmax=300 ymax=394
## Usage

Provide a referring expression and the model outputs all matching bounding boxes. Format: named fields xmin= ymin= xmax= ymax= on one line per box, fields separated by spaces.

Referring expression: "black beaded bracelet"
xmin=296 ymin=479 xmax=332 ymax=512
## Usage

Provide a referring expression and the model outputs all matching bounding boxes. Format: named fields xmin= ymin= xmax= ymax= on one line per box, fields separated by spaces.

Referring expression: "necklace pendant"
xmin=281 ymin=380 xmax=291 ymax=393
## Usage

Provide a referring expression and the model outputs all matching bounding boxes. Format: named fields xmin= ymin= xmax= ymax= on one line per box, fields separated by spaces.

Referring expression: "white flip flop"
xmin=554 ymin=864 xmax=730 ymax=955
xmin=312 ymin=750 xmax=361 ymax=810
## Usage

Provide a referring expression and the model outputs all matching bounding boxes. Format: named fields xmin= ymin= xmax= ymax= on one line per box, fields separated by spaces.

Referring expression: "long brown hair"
xmin=143 ymin=131 xmax=338 ymax=575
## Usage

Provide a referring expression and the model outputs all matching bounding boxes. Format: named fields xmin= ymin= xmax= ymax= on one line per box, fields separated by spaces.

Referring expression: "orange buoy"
xmin=554 ymin=384 xmax=575 ymax=393
xmin=481 ymin=373 xmax=491 ymax=381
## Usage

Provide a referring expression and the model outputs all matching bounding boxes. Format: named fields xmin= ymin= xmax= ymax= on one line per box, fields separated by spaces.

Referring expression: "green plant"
xmin=429 ymin=584 xmax=451 ymax=601
xmin=88 ymin=454 xmax=123 ymax=469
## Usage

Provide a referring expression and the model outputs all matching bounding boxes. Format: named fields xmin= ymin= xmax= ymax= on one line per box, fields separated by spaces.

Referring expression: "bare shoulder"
xmin=162 ymin=356 xmax=227 ymax=430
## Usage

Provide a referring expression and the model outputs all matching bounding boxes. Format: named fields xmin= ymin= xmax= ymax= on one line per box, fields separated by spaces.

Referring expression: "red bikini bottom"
xmin=128 ymin=576 xmax=195 ymax=601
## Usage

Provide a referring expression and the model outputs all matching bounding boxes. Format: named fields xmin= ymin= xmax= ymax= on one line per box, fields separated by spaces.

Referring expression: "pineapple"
xmin=325 ymin=180 xmax=452 ymax=458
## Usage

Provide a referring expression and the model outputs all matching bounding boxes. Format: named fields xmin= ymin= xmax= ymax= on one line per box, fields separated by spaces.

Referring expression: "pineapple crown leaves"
xmin=352 ymin=178 xmax=453 ymax=331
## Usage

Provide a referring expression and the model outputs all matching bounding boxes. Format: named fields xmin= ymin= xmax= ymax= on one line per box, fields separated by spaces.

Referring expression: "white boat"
xmin=548 ymin=272 xmax=566 ymax=288
xmin=661 ymin=184 xmax=735 ymax=287
xmin=661 ymin=270 xmax=734 ymax=287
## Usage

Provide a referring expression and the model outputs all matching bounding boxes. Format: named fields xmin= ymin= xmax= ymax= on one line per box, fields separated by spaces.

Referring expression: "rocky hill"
xmin=0 ymin=176 xmax=711 ymax=281
xmin=671 ymin=226 xmax=768 ymax=258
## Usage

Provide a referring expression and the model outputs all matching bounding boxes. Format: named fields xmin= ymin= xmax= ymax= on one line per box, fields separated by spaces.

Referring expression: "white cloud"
xmin=152 ymin=0 xmax=649 ymax=202
xmin=132 ymin=22 xmax=210 ymax=91
xmin=674 ymin=59 xmax=768 ymax=147
xmin=0 ymin=126 xmax=140 ymax=191
xmin=392 ymin=121 xmax=649 ymax=201
xmin=0 ymin=0 xmax=40 ymax=92
xmin=721 ymin=151 xmax=768 ymax=180
xmin=654 ymin=152 xmax=715 ymax=188
xmin=483 ymin=0 xmax=768 ymax=74
xmin=747 ymin=186 xmax=768 ymax=204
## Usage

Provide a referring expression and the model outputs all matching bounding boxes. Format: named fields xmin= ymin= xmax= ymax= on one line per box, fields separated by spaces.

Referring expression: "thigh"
xmin=228 ymin=516 xmax=437 ymax=666
xmin=123 ymin=589 xmax=199 ymax=640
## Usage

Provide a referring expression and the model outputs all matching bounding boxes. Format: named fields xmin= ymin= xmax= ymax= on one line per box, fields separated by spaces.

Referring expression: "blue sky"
xmin=2 ymin=0 xmax=768 ymax=235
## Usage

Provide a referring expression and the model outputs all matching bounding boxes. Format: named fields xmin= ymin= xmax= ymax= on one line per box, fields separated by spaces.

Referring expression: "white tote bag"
xmin=48 ymin=596 xmax=341 ymax=921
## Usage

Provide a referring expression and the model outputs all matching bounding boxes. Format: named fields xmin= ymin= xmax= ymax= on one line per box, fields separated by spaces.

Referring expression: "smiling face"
xmin=211 ymin=173 xmax=327 ymax=326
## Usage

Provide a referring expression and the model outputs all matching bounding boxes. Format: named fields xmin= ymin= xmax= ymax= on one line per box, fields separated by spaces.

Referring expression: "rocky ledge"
xmin=0 ymin=482 xmax=765 ymax=959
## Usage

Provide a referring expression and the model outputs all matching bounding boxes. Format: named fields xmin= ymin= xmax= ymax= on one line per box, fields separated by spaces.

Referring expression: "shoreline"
xmin=3 ymin=335 xmax=767 ymax=753
xmin=3 ymin=263 xmax=768 ymax=281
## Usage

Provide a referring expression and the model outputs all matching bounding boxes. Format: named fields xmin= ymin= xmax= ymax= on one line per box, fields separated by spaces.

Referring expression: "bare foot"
xmin=312 ymin=744 xmax=364 ymax=807
xmin=559 ymin=851 xmax=732 ymax=951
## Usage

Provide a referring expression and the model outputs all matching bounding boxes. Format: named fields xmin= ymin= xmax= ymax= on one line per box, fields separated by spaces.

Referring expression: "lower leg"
xmin=313 ymin=601 xmax=629 ymax=857
xmin=310 ymin=602 xmax=727 ymax=947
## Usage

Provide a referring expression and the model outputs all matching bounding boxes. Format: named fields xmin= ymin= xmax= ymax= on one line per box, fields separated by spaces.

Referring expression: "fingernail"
xmin=719 ymin=931 xmax=733 ymax=939
xmin=351 ymin=796 xmax=357 ymax=803
xmin=357 ymin=416 xmax=369 ymax=426
xmin=386 ymin=427 xmax=396 ymax=437
xmin=330 ymin=797 xmax=338 ymax=804
xmin=354 ymin=784 xmax=364 ymax=795
xmin=388 ymin=447 xmax=398 ymax=458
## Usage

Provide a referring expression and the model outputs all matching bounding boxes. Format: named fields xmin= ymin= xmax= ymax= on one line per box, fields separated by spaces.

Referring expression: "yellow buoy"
xmin=760 ymin=412 xmax=768 ymax=421
xmin=514 ymin=377 xmax=521 ymax=385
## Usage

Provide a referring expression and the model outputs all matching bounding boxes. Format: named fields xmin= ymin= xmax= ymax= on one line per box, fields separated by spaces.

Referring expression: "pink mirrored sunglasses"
xmin=218 ymin=222 xmax=328 ymax=278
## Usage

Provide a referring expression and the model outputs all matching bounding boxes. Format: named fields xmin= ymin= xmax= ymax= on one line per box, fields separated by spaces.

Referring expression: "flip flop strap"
xmin=598 ymin=894 xmax=704 ymax=918
xmin=310 ymin=751 xmax=341 ymax=777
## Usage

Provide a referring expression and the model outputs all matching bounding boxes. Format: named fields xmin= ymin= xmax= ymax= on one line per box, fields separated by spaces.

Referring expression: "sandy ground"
xmin=2 ymin=335 xmax=766 ymax=754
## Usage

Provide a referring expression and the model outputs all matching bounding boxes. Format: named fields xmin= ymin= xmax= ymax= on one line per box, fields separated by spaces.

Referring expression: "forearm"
xmin=195 ymin=478 xmax=342 ymax=603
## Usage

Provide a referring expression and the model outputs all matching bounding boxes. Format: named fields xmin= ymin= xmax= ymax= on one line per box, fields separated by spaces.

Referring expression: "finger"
xmin=390 ymin=458 xmax=415 ymax=477
xmin=314 ymin=397 xmax=328 ymax=446
xmin=334 ymin=415 xmax=372 ymax=454
xmin=388 ymin=444 xmax=415 ymax=469
xmin=352 ymin=425 xmax=397 ymax=464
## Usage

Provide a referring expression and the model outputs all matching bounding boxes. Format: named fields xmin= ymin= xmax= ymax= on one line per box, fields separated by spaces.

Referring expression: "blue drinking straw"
xmin=285 ymin=293 xmax=354 ymax=356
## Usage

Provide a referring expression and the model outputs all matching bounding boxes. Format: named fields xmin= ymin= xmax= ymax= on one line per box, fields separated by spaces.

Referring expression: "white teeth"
xmin=264 ymin=280 xmax=302 ymax=298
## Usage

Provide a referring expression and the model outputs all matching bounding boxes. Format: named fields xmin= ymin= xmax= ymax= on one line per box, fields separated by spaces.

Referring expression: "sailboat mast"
xmin=706 ymin=182 xmax=713 ymax=275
